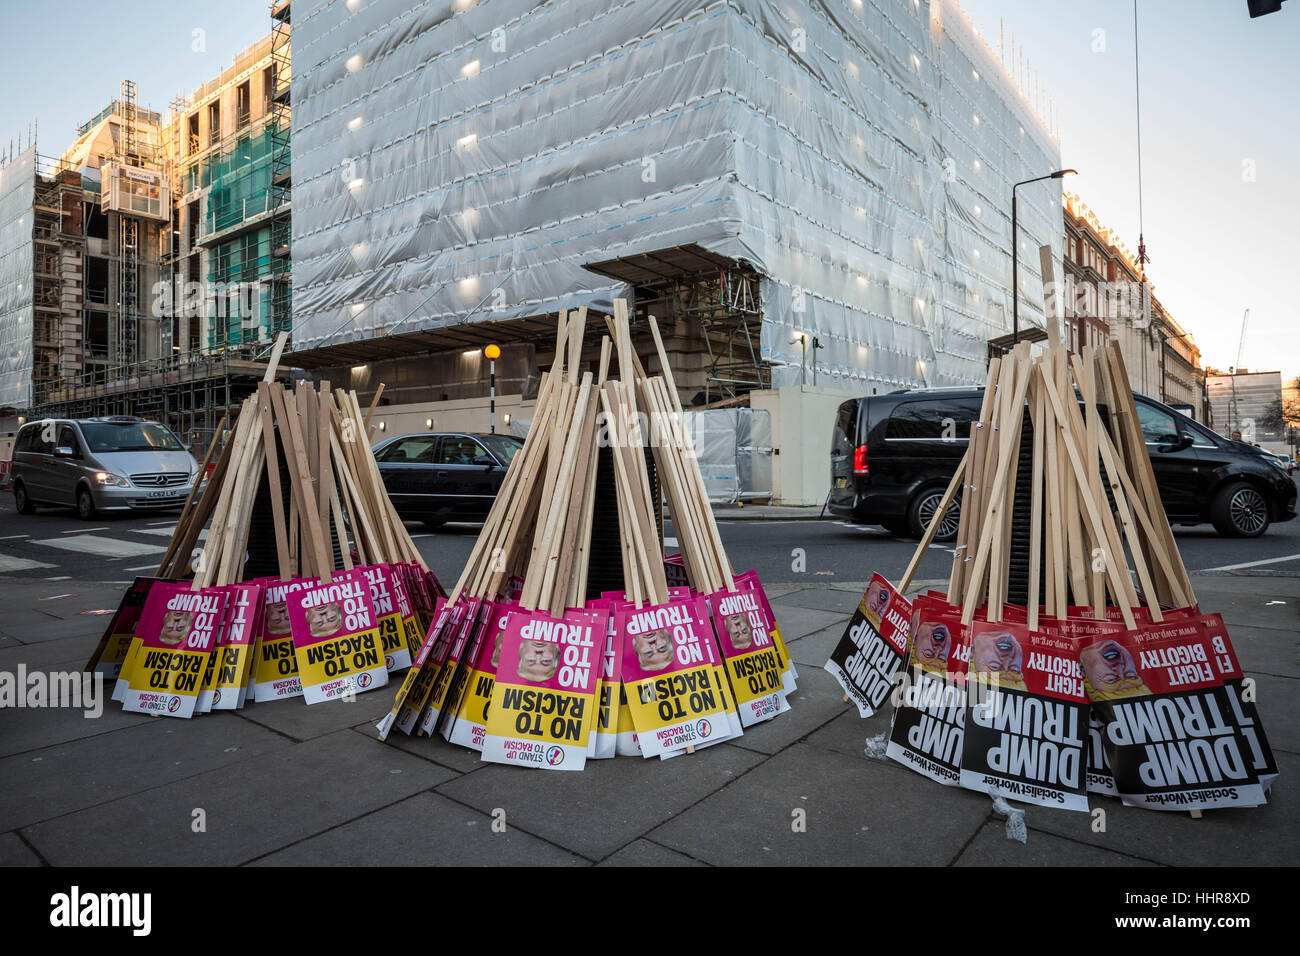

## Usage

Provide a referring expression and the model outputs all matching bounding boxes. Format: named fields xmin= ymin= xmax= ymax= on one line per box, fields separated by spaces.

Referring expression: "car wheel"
xmin=76 ymin=486 xmax=97 ymax=521
xmin=907 ymin=487 xmax=961 ymax=542
xmin=14 ymin=481 xmax=35 ymax=515
xmin=1210 ymin=481 xmax=1269 ymax=538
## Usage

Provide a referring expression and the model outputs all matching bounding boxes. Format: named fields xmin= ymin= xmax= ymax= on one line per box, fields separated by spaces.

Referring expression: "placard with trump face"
xmin=617 ymin=596 xmax=736 ymax=758
xmin=482 ymin=605 xmax=608 ymax=771
xmin=960 ymin=620 xmax=1090 ymax=812
xmin=709 ymin=586 xmax=789 ymax=727
xmin=120 ymin=582 xmax=230 ymax=719
xmin=825 ymin=574 xmax=914 ymax=719
xmin=1082 ymin=620 xmax=1266 ymax=812
xmin=286 ymin=571 xmax=389 ymax=705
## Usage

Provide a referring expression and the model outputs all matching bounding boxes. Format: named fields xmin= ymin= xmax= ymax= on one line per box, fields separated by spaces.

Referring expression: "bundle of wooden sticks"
xmin=380 ymin=301 xmax=796 ymax=767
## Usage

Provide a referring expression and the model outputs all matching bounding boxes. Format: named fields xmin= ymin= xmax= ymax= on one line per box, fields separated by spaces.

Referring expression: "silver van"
xmin=12 ymin=416 xmax=199 ymax=519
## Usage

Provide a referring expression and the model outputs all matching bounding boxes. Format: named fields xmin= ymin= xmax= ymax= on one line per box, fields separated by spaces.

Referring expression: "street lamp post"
xmin=1012 ymin=169 xmax=1076 ymax=345
xmin=484 ymin=344 xmax=501 ymax=433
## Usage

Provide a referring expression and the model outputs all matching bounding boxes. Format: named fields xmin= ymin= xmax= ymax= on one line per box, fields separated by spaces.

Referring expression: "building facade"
xmin=288 ymin=0 xmax=1064 ymax=414
xmin=1062 ymin=191 xmax=1204 ymax=419
xmin=1206 ymin=369 xmax=1286 ymax=452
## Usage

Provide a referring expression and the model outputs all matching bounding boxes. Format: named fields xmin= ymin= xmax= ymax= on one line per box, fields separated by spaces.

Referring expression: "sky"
xmin=965 ymin=0 xmax=1300 ymax=381
xmin=2 ymin=0 xmax=1296 ymax=381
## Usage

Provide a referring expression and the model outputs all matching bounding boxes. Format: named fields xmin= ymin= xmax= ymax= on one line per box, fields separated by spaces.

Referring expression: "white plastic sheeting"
xmin=0 ymin=148 xmax=35 ymax=409
xmin=684 ymin=407 xmax=773 ymax=503
xmin=292 ymin=0 xmax=1060 ymax=391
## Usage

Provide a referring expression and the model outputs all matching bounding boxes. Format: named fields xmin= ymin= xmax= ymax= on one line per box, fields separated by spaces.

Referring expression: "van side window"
xmin=885 ymin=399 xmax=982 ymax=440
xmin=58 ymin=425 xmax=81 ymax=456
xmin=15 ymin=427 xmax=33 ymax=453
xmin=1136 ymin=402 xmax=1179 ymax=445
xmin=28 ymin=426 xmax=54 ymax=455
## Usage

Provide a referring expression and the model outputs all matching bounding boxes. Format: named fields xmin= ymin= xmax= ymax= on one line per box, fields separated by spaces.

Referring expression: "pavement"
xmin=1 ymin=571 xmax=1294 ymax=867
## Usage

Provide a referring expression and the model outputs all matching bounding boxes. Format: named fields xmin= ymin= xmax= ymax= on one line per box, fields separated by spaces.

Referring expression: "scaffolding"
xmin=586 ymin=245 xmax=770 ymax=406
xmin=267 ymin=0 xmax=292 ymax=343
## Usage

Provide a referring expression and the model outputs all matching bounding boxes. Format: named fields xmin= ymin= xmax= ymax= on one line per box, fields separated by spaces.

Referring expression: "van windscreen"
xmin=80 ymin=422 xmax=184 ymax=453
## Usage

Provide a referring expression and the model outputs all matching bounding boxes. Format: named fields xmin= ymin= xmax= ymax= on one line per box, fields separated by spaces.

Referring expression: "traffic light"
xmin=1247 ymin=0 xmax=1286 ymax=17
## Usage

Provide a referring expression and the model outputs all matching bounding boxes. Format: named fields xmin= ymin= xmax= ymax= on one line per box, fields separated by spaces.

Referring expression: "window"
xmin=377 ymin=438 xmax=438 ymax=463
xmin=208 ymin=101 xmax=221 ymax=145
xmin=1135 ymin=402 xmax=1179 ymax=445
xmin=480 ymin=435 xmax=524 ymax=464
xmin=885 ymin=398 xmax=982 ymax=440
xmin=236 ymin=82 xmax=251 ymax=128
xmin=436 ymin=437 xmax=489 ymax=464
xmin=57 ymin=425 xmax=81 ymax=456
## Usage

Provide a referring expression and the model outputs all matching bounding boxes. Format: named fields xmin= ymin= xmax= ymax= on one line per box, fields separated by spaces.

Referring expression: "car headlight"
xmin=95 ymin=472 xmax=130 ymax=487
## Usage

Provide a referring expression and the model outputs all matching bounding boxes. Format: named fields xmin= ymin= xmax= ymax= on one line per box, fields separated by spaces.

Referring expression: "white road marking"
xmin=126 ymin=565 xmax=160 ymax=571
xmin=0 ymin=534 xmax=29 ymax=540
xmin=44 ymin=575 xmax=71 ymax=581
xmin=0 ymin=554 xmax=56 ymax=572
xmin=664 ymin=536 xmax=679 ymax=547
xmin=31 ymin=535 xmax=166 ymax=558
xmin=131 ymin=528 xmax=179 ymax=537
xmin=147 ymin=520 xmax=177 ymax=526
xmin=1199 ymin=553 xmax=1300 ymax=572
xmin=63 ymin=526 xmax=109 ymax=533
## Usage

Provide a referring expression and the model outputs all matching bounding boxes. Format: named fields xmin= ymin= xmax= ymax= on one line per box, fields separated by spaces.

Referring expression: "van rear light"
xmin=854 ymin=445 xmax=869 ymax=475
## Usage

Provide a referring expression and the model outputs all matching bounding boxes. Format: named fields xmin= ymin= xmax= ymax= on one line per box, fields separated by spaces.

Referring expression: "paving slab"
xmin=648 ymin=742 xmax=989 ymax=866
xmin=771 ymin=588 xmax=861 ymax=614
xmin=597 ymin=838 xmax=708 ymax=867
xmin=801 ymin=705 xmax=895 ymax=760
xmin=251 ymin=791 xmax=585 ymax=866
xmin=0 ymin=615 xmax=104 ymax=645
xmin=1247 ymin=671 xmax=1298 ymax=755
xmin=23 ymin=729 xmax=457 ymax=866
xmin=0 ymin=636 xmax=102 ymax=672
xmin=953 ymin=820 xmax=1160 ymax=867
xmin=1223 ymin=625 xmax=1300 ymax=679
xmin=1 ymin=712 xmax=291 ymax=831
xmin=1021 ymin=749 xmax=1298 ymax=867
xmin=364 ymin=724 xmax=489 ymax=775
xmin=436 ymin=740 xmax=765 ymax=861
xmin=791 ymin=621 xmax=849 ymax=668
xmin=235 ymin=693 xmax=393 ymax=742
xmin=0 ymin=832 xmax=42 ymax=866
xmin=724 ymin=665 xmax=852 ymax=756
xmin=0 ymin=681 xmax=153 ymax=758
xmin=774 ymin=606 xmax=851 ymax=642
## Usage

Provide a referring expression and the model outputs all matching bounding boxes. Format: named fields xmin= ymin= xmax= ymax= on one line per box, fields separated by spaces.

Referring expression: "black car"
xmin=374 ymin=432 xmax=523 ymax=527
xmin=829 ymin=388 xmax=1297 ymax=540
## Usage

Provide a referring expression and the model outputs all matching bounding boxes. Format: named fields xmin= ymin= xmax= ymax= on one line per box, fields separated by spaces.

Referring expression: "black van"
xmin=829 ymin=388 xmax=1296 ymax=540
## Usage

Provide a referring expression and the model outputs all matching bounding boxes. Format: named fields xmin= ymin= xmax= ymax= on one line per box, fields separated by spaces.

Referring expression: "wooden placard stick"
xmin=1039 ymin=369 xmax=1138 ymax=629
xmin=342 ymin=390 xmax=398 ymax=562
xmin=1027 ymin=375 xmax=1046 ymax=629
xmin=600 ymin=383 xmax=665 ymax=604
xmin=567 ymin=307 xmax=587 ymax=384
xmin=532 ymin=374 xmax=595 ymax=607
xmin=162 ymin=419 xmax=235 ymax=578
xmin=898 ymin=455 xmax=967 ymax=595
xmin=647 ymin=377 xmax=718 ymax=592
xmin=1081 ymin=348 xmax=1107 ymax=616
xmin=207 ymin=399 xmax=262 ymax=587
xmin=330 ymin=425 xmax=375 ymax=564
xmin=194 ymin=396 xmax=258 ymax=589
xmin=256 ymin=386 xmax=292 ymax=578
xmin=221 ymin=440 xmax=266 ymax=586
xmin=272 ymin=382 xmax=332 ymax=580
xmin=551 ymin=390 xmax=600 ymax=614
xmin=1054 ymin=344 xmax=1090 ymax=606
xmin=156 ymin=416 xmax=226 ymax=576
xmin=1096 ymin=424 xmax=1188 ymax=609
xmin=1063 ymin=357 xmax=1138 ymax=612
xmin=1072 ymin=354 xmax=1165 ymax=620
xmin=363 ymin=383 xmax=385 ymax=430
xmin=1105 ymin=344 xmax=1195 ymax=605
xmin=960 ymin=354 xmax=1035 ymax=624
xmin=262 ymin=331 xmax=289 ymax=382
xmin=951 ymin=357 xmax=1001 ymax=598
xmin=316 ymin=382 xmax=334 ymax=555
xmin=981 ymin=352 xmax=1019 ymax=616
xmin=646 ymin=316 xmax=735 ymax=590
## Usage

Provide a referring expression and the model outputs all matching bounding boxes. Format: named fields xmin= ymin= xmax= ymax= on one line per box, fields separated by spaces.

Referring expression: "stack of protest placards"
xmin=92 ymin=333 xmax=443 ymax=718
xmin=379 ymin=301 xmax=796 ymax=769
xmin=826 ymin=331 xmax=1278 ymax=815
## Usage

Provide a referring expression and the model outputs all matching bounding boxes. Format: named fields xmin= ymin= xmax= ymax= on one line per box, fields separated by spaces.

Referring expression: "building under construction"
xmin=287 ymin=0 xmax=1063 ymax=436
xmin=0 ymin=8 xmax=292 ymax=451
